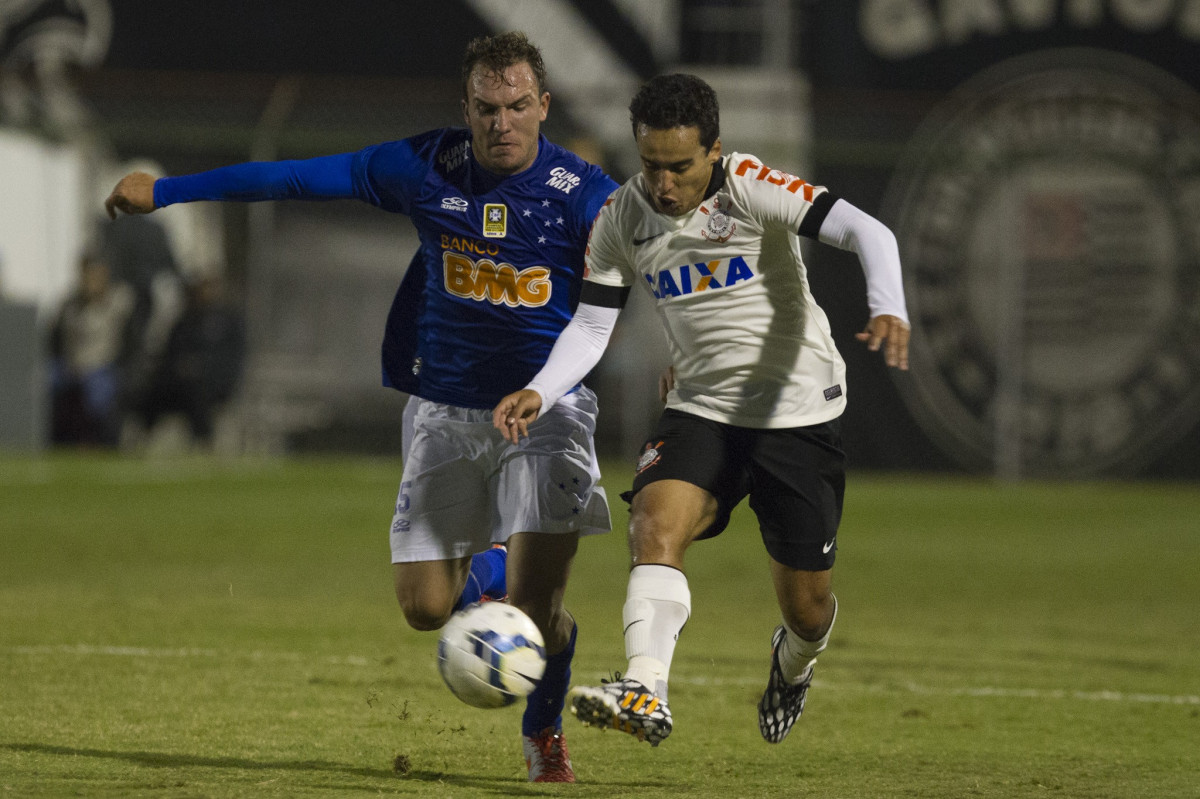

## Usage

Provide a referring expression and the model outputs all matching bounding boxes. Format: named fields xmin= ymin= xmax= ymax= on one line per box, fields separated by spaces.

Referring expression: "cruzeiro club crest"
xmin=884 ymin=49 xmax=1200 ymax=478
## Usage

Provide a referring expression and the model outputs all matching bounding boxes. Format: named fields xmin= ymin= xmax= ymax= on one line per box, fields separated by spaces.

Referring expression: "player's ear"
xmin=462 ymin=98 xmax=470 ymax=126
xmin=539 ymin=92 xmax=550 ymax=122
xmin=708 ymin=138 xmax=722 ymax=163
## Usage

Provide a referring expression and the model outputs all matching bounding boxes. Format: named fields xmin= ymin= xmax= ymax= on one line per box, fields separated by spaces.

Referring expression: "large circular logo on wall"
xmin=884 ymin=49 xmax=1200 ymax=477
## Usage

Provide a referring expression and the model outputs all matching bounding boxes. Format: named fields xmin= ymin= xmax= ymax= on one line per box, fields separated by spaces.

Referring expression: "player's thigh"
xmin=627 ymin=479 xmax=721 ymax=567
xmin=625 ymin=409 xmax=751 ymax=564
xmin=389 ymin=404 xmax=493 ymax=564
xmin=748 ymin=419 xmax=846 ymax=571
xmin=494 ymin=387 xmax=610 ymax=538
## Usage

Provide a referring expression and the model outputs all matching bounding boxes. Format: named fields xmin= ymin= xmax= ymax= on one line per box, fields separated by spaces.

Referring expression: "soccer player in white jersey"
xmin=492 ymin=73 xmax=909 ymax=746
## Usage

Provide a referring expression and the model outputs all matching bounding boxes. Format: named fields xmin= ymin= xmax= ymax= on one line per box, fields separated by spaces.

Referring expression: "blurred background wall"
xmin=2 ymin=0 xmax=1198 ymax=479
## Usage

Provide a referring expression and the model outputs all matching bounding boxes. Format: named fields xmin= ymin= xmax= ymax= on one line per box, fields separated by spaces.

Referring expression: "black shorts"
xmin=623 ymin=409 xmax=846 ymax=571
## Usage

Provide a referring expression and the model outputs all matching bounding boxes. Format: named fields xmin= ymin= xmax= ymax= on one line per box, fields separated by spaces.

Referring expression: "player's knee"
xmin=628 ymin=511 xmax=689 ymax=563
xmin=395 ymin=591 xmax=453 ymax=632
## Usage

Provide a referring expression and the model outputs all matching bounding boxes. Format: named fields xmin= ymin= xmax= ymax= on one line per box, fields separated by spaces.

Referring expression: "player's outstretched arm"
xmin=106 ymin=154 xmax=360 ymax=220
xmin=855 ymin=314 xmax=910 ymax=370
xmin=104 ymin=171 xmax=157 ymax=219
xmin=493 ymin=389 xmax=544 ymax=445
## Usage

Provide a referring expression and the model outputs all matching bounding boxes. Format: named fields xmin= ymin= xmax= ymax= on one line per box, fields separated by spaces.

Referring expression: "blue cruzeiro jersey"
xmin=154 ymin=129 xmax=617 ymax=408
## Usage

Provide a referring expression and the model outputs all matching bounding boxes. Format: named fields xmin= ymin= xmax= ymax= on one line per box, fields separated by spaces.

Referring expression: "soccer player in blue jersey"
xmin=105 ymin=32 xmax=615 ymax=783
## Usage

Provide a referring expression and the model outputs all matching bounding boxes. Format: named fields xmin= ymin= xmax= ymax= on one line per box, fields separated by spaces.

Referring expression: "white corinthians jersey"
xmin=585 ymin=152 xmax=847 ymax=429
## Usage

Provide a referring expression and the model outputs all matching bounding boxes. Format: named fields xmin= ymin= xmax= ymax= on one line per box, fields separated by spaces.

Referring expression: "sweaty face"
xmin=636 ymin=124 xmax=721 ymax=216
xmin=463 ymin=62 xmax=549 ymax=175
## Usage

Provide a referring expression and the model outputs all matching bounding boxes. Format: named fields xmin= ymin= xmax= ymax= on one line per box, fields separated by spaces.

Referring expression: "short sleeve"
xmin=582 ymin=194 xmax=634 ymax=288
xmin=727 ymin=153 xmax=829 ymax=236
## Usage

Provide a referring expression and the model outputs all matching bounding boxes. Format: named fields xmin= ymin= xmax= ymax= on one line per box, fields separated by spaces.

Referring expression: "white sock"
xmin=621 ymin=564 xmax=691 ymax=700
xmin=779 ymin=594 xmax=837 ymax=683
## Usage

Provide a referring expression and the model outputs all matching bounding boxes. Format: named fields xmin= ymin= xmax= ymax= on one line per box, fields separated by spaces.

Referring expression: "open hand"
xmin=855 ymin=314 xmax=910 ymax=370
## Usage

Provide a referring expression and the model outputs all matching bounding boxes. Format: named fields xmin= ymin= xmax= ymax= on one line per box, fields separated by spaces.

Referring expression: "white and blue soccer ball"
xmin=437 ymin=602 xmax=546 ymax=709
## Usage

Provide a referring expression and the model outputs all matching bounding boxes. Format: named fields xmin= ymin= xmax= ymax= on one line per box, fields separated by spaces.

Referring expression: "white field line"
xmin=3 ymin=643 xmax=370 ymax=667
xmin=0 ymin=459 xmax=283 ymax=487
xmin=4 ymin=644 xmax=1198 ymax=707
xmin=669 ymin=675 xmax=1200 ymax=706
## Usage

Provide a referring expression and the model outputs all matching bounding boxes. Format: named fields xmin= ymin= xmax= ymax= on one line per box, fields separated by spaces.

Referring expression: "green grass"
xmin=2 ymin=454 xmax=1198 ymax=797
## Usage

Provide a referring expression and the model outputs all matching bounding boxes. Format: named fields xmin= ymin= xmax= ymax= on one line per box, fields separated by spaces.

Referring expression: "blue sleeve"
xmin=349 ymin=138 xmax=430 ymax=215
xmin=153 ymin=153 xmax=359 ymax=207
xmin=576 ymin=167 xmax=619 ymax=236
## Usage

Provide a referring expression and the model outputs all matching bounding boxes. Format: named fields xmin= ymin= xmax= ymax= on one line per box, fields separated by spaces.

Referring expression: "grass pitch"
xmin=2 ymin=453 xmax=1197 ymax=797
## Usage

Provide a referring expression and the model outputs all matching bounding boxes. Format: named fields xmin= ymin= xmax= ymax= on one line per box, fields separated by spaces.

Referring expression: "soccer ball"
xmin=437 ymin=602 xmax=547 ymax=709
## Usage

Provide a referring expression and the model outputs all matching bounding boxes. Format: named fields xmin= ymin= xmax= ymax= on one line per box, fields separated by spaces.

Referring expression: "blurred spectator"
xmin=131 ymin=274 xmax=245 ymax=447
xmin=566 ymin=135 xmax=609 ymax=168
xmin=48 ymin=253 xmax=136 ymax=447
xmin=99 ymin=212 xmax=184 ymax=382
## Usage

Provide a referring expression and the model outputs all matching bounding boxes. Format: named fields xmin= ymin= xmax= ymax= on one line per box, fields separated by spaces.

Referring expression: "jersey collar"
xmin=702 ymin=156 xmax=727 ymax=203
xmin=467 ymin=133 xmax=549 ymax=193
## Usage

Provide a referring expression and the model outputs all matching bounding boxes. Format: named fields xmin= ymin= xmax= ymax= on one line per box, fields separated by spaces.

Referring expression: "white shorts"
xmin=389 ymin=387 xmax=611 ymax=563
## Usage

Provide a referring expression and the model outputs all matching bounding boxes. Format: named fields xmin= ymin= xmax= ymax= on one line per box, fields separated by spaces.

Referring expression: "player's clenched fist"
xmin=104 ymin=171 xmax=157 ymax=219
xmin=492 ymin=389 xmax=544 ymax=444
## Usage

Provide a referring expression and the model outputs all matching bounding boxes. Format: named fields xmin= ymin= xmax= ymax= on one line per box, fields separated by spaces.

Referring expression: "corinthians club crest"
xmin=635 ymin=440 xmax=664 ymax=475
xmin=700 ymin=198 xmax=736 ymax=243
xmin=883 ymin=49 xmax=1200 ymax=478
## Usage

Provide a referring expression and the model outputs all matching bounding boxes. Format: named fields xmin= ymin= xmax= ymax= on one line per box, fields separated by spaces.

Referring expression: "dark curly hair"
xmin=461 ymin=31 xmax=548 ymax=98
xmin=629 ymin=73 xmax=720 ymax=150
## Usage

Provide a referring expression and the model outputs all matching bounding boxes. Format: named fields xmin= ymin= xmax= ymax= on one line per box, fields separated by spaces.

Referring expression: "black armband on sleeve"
xmin=797 ymin=191 xmax=837 ymax=239
xmin=580 ymin=281 xmax=631 ymax=309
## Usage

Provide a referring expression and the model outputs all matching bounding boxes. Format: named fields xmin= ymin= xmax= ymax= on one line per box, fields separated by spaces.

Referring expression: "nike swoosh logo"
xmin=623 ymin=620 xmax=644 ymax=635
xmin=632 ymin=232 xmax=665 ymax=246
xmin=822 ymin=539 xmax=836 ymax=554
